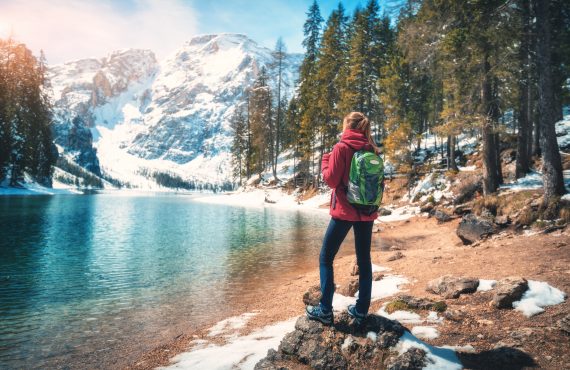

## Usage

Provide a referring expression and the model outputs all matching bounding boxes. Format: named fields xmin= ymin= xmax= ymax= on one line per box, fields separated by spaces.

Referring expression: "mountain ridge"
xmin=49 ymin=33 xmax=302 ymax=189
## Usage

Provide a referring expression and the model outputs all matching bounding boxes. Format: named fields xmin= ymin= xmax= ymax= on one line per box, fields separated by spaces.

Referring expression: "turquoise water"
xmin=0 ymin=193 xmax=331 ymax=369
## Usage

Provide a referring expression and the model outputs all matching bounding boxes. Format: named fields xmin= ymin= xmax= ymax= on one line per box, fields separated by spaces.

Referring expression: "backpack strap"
xmin=338 ymin=140 xmax=354 ymax=193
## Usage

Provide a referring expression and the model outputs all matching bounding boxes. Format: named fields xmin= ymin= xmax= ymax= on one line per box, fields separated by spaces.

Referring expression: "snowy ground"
xmin=157 ymin=267 xmax=570 ymax=370
xmin=193 ymin=187 xmax=331 ymax=213
xmin=160 ymin=317 xmax=298 ymax=370
xmin=0 ymin=173 xmax=82 ymax=196
xmin=500 ymin=170 xmax=570 ymax=192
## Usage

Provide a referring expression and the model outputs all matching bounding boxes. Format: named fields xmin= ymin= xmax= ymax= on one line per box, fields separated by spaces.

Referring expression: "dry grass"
xmin=518 ymin=207 xmax=538 ymax=226
xmin=560 ymin=206 xmax=570 ymax=223
xmin=382 ymin=177 xmax=409 ymax=204
xmin=473 ymin=195 xmax=500 ymax=216
xmin=499 ymin=190 xmax=540 ymax=216
xmin=298 ymin=186 xmax=319 ymax=201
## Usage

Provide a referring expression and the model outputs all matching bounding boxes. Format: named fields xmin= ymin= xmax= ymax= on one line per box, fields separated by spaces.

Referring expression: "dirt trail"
xmin=129 ymin=216 xmax=570 ymax=370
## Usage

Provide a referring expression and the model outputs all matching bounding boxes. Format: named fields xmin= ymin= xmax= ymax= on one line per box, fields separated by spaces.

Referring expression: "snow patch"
xmin=379 ymin=309 xmax=422 ymax=324
xmin=411 ymin=326 xmax=439 ymax=340
xmin=378 ymin=205 xmax=421 ymax=222
xmin=207 ymin=312 xmax=258 ymax=337
xmin=368 ymin=275 xmax=409 ymax=301
xmin=512 ymin=280 xmax=566 ymax=317
xmin=500 ymin=169 xmax=570 ymax=191
xmin=477 ymin=279 xmax=497 ymax=292
xmin=394 ymin=331 xmax=462 ymax=370
xmin=161 ymin=317 xmax=297 ymax=370
xmin=333 ymin=274 xmax=408 ymax=311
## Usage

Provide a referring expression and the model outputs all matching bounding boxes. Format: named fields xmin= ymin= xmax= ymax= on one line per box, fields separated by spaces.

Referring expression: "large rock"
xmin=492 ymin=277 xmax=529 ymax=309
xmin=433 ymin=209 xmax=452 ymax=223
xmin=426 ymin=275 xmax=480 ymax=299
xmin=456 ymin=214 xmax=495 ymax=245
xmin=303 ymin=285 xmax=321 ymax=306
xmin=386 ymin=347 xmax=428 ymax=370
xmin=340 ymin=279 xmax=359 ymax=297
xmin=256 ymin=313 xmax=406 ymax=370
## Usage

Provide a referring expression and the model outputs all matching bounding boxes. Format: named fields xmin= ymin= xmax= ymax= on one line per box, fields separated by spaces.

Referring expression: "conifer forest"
xmin=231 ymin=0 xmax=570 ymax=205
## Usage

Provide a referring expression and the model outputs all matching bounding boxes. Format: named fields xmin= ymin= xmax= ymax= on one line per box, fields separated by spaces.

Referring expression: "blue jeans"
xmin=319 ymin=218 xmax=373 ymax=314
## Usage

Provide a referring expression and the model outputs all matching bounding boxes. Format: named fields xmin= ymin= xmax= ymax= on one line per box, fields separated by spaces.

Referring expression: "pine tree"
xmin=271 ymin=37 xmax=287 ymax=180
xmin=515 ymin=0 xmax=533 ymax=178
xmin=249 ymin=67 xmax=272 ymax=175
xmin=340 ymin=8 xmax=368 ymax=113
xmin=535 ymin=0 xmax=566 ymax=200
xmin=230 ymin=105 xmax=247 ymax=186
xmin=0 ymin=39 xmax=57 ymax=187
xmin=298 ymin=0 xmax=323 ymax=182
xmin=314 ymin=3 xmax=349 ymax=182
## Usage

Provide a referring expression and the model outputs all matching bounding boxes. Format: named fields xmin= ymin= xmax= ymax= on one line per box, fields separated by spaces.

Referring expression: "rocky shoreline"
xmin=127 ymin=215 xmax=569 ymax=370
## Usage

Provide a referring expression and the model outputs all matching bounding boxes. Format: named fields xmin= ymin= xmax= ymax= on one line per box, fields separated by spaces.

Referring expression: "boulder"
xmin=426 ymin=275 xmax=480 ymax=299
xmin=453 ymin=204 xmax=473 ymax=215
xmin=387 ymin=251 xmax=404 ymax=262
xmin=386 ymin=347 xmax=428 ymax=370
xmin=492 ymin=277 xmax=528 ymax=309
xmin=420 ymin=203 xmax=434 ymax=213
xmin=379 ymin=207 xmax=393 ymax=216
xmin=456 ymin=214 xmax=495 ymax=245
xmin=494 ymin=215 xmax=510 ymax=227
xmin=256 ymin=313 xmax=405 ymax=370
xmin=303 ymin=285 xmax=322 ymax=306
xmin=340 ymin=279 xmax=359 ymax=297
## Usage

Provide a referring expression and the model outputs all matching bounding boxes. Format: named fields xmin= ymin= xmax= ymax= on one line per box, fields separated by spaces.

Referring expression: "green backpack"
xmin=346 ymin=149 xmax=385 ymax=215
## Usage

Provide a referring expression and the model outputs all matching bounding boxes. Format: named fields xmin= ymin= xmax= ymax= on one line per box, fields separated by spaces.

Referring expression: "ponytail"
xmin=342 ymin=112 xmax=380 ymax=154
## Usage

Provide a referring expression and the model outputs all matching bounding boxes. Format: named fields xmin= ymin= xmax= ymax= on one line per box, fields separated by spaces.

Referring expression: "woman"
xmin=306 ymin=111 xmax=380 ymax=325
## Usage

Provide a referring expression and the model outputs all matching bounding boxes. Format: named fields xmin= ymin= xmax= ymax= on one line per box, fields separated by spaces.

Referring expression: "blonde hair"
xmin=342 ymin=112 xmax=380 ymax=154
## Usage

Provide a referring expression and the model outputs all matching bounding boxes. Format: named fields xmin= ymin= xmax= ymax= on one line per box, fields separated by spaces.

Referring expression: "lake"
xmin=0 ymin=193 xmax=336 ymax=369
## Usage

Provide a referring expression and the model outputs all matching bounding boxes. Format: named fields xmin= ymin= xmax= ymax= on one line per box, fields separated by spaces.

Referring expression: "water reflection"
xmin=0 ymin=195 xmax=331 ymax=369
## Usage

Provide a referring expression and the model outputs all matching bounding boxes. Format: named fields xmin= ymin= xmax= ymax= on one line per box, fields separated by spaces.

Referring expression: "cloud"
xmin=0 ymin=0 xmax=198 ymax=63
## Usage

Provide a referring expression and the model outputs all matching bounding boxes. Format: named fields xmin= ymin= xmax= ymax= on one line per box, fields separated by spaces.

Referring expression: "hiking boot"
xmin=347 ymin=304 xmax=366 ymax=324
xmin=305 ymin=305 xmax=333 ymax=325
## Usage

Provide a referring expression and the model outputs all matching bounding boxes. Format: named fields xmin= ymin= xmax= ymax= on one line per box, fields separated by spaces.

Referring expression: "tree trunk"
xmin=274 ymin=56 xmax=283 ymax=181
xmin=536 ymin=0 xmax=566 ymax=200
xmin=449 ymin=135 xmax=458 ymax=171
xmin=516 ymin=0 xmax=532 ymax=178
xmin=481 ymin=51 xmax=500 ymax=194
xmin=494 ymin=132 xmax=503 ymax=185
xmin=533 ymin=112 xmax=541 ymax=156
xmin=246 ymin=90 xmax=251 ymax=180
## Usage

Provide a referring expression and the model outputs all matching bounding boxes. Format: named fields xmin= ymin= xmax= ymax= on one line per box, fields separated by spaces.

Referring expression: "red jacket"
xmin=322 ymin=129 xmax=378 ymax=222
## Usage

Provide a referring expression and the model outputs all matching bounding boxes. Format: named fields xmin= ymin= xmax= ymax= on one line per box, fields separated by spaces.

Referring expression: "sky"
xmin=0 ymin=0 xmax=398 ymax=64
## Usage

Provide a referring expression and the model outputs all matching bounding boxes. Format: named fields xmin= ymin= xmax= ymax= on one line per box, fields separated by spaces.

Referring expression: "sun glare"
xmin=0 ymin=21 xmax=11 ymax=38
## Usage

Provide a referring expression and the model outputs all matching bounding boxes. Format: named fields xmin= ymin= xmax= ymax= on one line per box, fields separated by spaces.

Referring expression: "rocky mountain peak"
xmin=49 ymin=34 xmax=301 ymax=188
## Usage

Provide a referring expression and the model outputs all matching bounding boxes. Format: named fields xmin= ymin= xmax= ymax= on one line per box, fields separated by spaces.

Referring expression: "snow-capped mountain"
xmin=49 ymin=34 xmax=302 ymax=188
